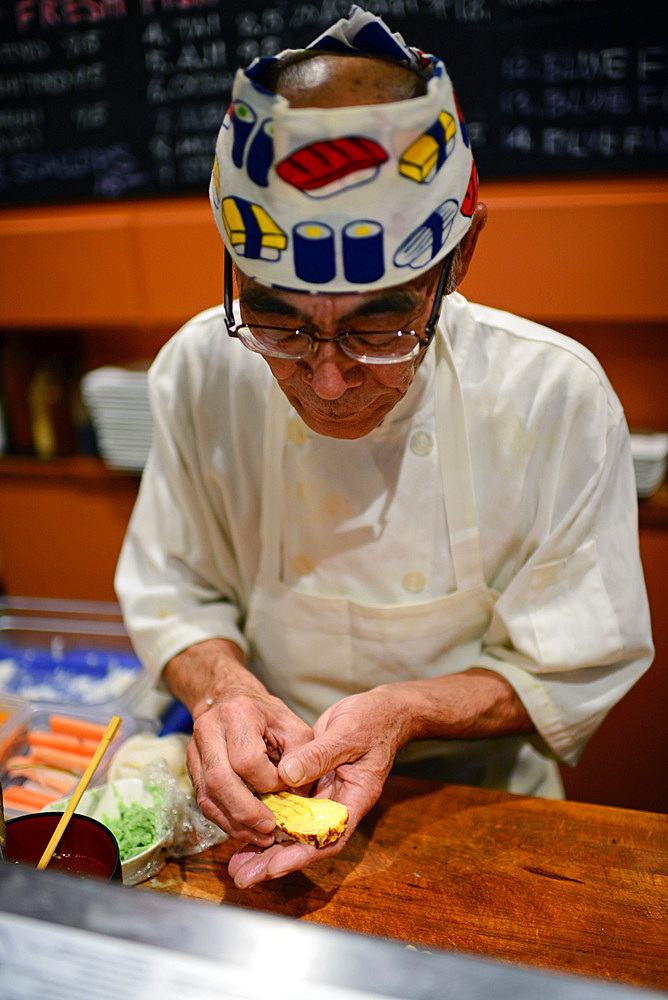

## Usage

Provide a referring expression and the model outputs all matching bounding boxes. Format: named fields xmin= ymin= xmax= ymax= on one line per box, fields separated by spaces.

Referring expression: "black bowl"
xmin=5 ymin=811 xmax=122 ymax=881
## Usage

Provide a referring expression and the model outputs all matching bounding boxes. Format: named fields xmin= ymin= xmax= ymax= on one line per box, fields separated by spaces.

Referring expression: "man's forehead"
xmin=238 ymin=269 xmax=425 ymax=317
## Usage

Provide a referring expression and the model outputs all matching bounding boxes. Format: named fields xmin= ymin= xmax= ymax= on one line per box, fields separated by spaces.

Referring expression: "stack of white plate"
xmin=630 ymin=432 xmax=668 ymax=499
xmin=81 ymin=366 xmax=152 ymax=472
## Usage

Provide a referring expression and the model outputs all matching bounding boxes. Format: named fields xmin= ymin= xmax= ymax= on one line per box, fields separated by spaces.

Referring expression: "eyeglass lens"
xmin=239 ymin=326 xmax=422 ymax=362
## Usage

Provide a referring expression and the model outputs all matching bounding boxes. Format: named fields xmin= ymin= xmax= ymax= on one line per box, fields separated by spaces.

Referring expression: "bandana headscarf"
xmin=210 ymin=5 xmax=477 ymax=293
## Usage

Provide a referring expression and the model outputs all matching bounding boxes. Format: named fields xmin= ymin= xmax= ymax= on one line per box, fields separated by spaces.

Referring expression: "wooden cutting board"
xmin=144 ymin=777 xmax=668 ymax=990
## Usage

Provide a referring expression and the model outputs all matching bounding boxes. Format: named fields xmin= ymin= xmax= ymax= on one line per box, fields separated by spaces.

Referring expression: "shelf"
xmin=638 ymin=482 xmax=668 ymax=531
xmin=0 ymin=454 xmax=139 ymax=484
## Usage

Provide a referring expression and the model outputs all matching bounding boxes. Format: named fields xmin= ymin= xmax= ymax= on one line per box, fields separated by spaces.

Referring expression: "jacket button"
xmin=292 ymin=554 xmax=314 ymax=575
xmin=402 ymin=571 xmax=426 ymax=593
xmin=321 ymin=493 xmax=353 ymax=518
xmin=409 ymin=431 xmax=433 ymax=456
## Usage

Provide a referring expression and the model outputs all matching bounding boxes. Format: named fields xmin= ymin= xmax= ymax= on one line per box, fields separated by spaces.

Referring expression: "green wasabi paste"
xmin=102 ymin=789 xmax=164 ymax=861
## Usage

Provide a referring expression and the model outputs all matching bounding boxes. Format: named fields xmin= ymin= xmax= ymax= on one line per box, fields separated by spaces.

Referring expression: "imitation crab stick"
xmin=2 ymin=785 xmax=59 ymax=811
xmin=6 ymin=758 xmax=76 ymax=795
xmin=47 ymin=714 xmax=109 ymax=741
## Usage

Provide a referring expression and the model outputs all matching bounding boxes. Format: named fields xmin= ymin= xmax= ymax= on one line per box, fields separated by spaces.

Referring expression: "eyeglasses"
xmin=222 ymin=248 xmax=454 ymax=366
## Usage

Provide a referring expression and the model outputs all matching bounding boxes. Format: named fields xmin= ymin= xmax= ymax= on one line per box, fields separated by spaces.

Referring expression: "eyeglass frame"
xmin=222 ymin=246 xmax=455 ymax=365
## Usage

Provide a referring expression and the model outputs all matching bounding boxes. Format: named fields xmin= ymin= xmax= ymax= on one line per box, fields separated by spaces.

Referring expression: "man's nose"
xmin=302 ymin=341 xmax=362 ymax=399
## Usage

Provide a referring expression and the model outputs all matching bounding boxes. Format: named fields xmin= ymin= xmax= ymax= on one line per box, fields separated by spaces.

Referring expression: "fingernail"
xmin=233 ymin=856 xmax=265 ymax=889
xmin=234 ymin=872 xmax=259 ymax=889
xmin=282 ymin=758 xmax=304 ymax=784
xmin=254 ymin=818 xmax=275 ymax=834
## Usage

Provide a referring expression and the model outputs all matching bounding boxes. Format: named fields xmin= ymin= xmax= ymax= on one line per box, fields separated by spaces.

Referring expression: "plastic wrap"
xmin=105 ymin=761 xmax=228 ymax=886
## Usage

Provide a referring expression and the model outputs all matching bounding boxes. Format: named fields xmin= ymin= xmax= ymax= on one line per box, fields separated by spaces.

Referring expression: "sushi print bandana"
xmin=210 ymin=5 xmax=478 ymax=293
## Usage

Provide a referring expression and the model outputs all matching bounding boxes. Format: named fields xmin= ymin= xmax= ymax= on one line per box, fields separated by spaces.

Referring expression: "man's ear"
xmin=451 ymin=202 xmax=488 ymax=290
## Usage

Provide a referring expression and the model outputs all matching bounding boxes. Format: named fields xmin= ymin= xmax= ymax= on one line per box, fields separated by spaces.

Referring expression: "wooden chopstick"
xmin=36 ymin=715 xmax=122 ymax=871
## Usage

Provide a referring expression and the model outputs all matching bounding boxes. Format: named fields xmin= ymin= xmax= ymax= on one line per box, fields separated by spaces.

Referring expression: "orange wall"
xmin=1 ymin=176 xmax=666 ymax=331
xmin=463 ymin=176 xmax=668 ymax=324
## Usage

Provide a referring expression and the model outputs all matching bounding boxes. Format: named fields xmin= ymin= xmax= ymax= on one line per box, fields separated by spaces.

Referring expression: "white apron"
xmin=245 ymin=324 xmax=563 ymax=797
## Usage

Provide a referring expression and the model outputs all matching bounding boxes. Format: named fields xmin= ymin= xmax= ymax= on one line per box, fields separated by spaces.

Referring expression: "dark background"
xmin=0 ymin=0 xmax=665 ymax=205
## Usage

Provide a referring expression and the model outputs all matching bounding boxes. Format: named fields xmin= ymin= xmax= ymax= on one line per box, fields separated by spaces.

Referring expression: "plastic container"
xmin=0 ymin=600 xmax=150 ymax=714
xmin=0 ymin=596 xmax=127 ymax=624
xmin=0 ymin=692 xmax=31 ymax=762
xmin=0 ymin=701 xmax=145 ymax=818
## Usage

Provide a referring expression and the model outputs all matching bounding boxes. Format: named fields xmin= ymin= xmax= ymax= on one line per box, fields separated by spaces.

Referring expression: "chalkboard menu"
xmin=0 ymin=0 xmax=665 ymax=206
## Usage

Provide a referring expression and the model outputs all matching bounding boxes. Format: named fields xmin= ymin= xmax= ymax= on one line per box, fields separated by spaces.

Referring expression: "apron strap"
xmin=434 ymin=328 xmax=486 ymax=592
xmin=258 ymin=379 xmax=288 ymax=583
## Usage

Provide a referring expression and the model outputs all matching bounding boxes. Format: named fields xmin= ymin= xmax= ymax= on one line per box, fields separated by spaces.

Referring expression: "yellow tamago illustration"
xmin=399 ymin=111 xmax=456 ymax=183
xmin=221 ymin=197 xmax=287 ymax=260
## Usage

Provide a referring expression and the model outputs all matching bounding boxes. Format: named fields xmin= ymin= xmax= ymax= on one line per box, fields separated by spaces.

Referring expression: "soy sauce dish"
xmin=5 ymin=811 xmax=122 ymax=881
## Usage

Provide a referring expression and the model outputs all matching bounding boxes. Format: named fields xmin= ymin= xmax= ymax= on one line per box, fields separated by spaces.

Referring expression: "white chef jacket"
xmin=115 ymin=292 xmax=654 ymax=778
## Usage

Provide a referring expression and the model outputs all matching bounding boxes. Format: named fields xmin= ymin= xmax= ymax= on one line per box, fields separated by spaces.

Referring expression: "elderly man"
xmin=116 ymin=8 xmax=653 ymax=888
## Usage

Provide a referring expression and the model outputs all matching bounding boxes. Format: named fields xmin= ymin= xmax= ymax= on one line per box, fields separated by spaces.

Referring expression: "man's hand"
xmin=188 ymin=691 xmax=314 ymax=845
xmin=227 ymin=669 xmax=533 ymax=888
xmin=165 ymin=645 xmax=533 ymax=888
xmin=228 ymin=687 xmax=406 ymax=888
xmin=163 ymin=639 xmax=313 ymax=847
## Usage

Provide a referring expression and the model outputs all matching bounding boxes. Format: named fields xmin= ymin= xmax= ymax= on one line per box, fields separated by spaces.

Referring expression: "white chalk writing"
xmin=0 ymin=142 xmax=147 ymax=195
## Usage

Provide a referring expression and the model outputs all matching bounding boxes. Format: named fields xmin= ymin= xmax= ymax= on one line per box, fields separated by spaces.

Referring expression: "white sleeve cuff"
xmin=127 ymin=605 xmax=249 ymax=682
xmin=473 ymin=650 xmax=651 ymax=767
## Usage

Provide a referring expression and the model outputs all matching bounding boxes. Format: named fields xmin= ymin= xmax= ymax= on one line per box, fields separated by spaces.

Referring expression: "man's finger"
xmin=277 ymin=731 xmax=355 ymax=787
xmin=228 ymin=844 xmax=265 ymax=881
xmin=264 ymin=841 xmax=316 ymax=878
xmin=187 ymin=733 xmax=277 ymax=843
xmin=230 ymin=841 xmax=318 ymax=888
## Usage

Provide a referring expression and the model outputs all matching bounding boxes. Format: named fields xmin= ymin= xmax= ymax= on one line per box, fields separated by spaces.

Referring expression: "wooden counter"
xmin=144 ymin=777 xmax=668 ymax=992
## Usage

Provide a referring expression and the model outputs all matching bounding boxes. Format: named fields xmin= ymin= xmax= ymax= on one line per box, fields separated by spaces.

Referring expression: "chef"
xmin=115 ymin=7 xmax=653 ymax=888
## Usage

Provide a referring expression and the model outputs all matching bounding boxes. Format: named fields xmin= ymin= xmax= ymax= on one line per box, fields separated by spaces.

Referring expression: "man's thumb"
xmin=279 ymin=756 xmax=307 ymax=786
xmin=279 ymin=735 xmax=345 ymax=787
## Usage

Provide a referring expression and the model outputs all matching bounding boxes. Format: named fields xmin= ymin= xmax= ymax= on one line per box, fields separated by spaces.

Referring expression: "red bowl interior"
xmin=5 ymin=812 xmax=122 ymax=882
